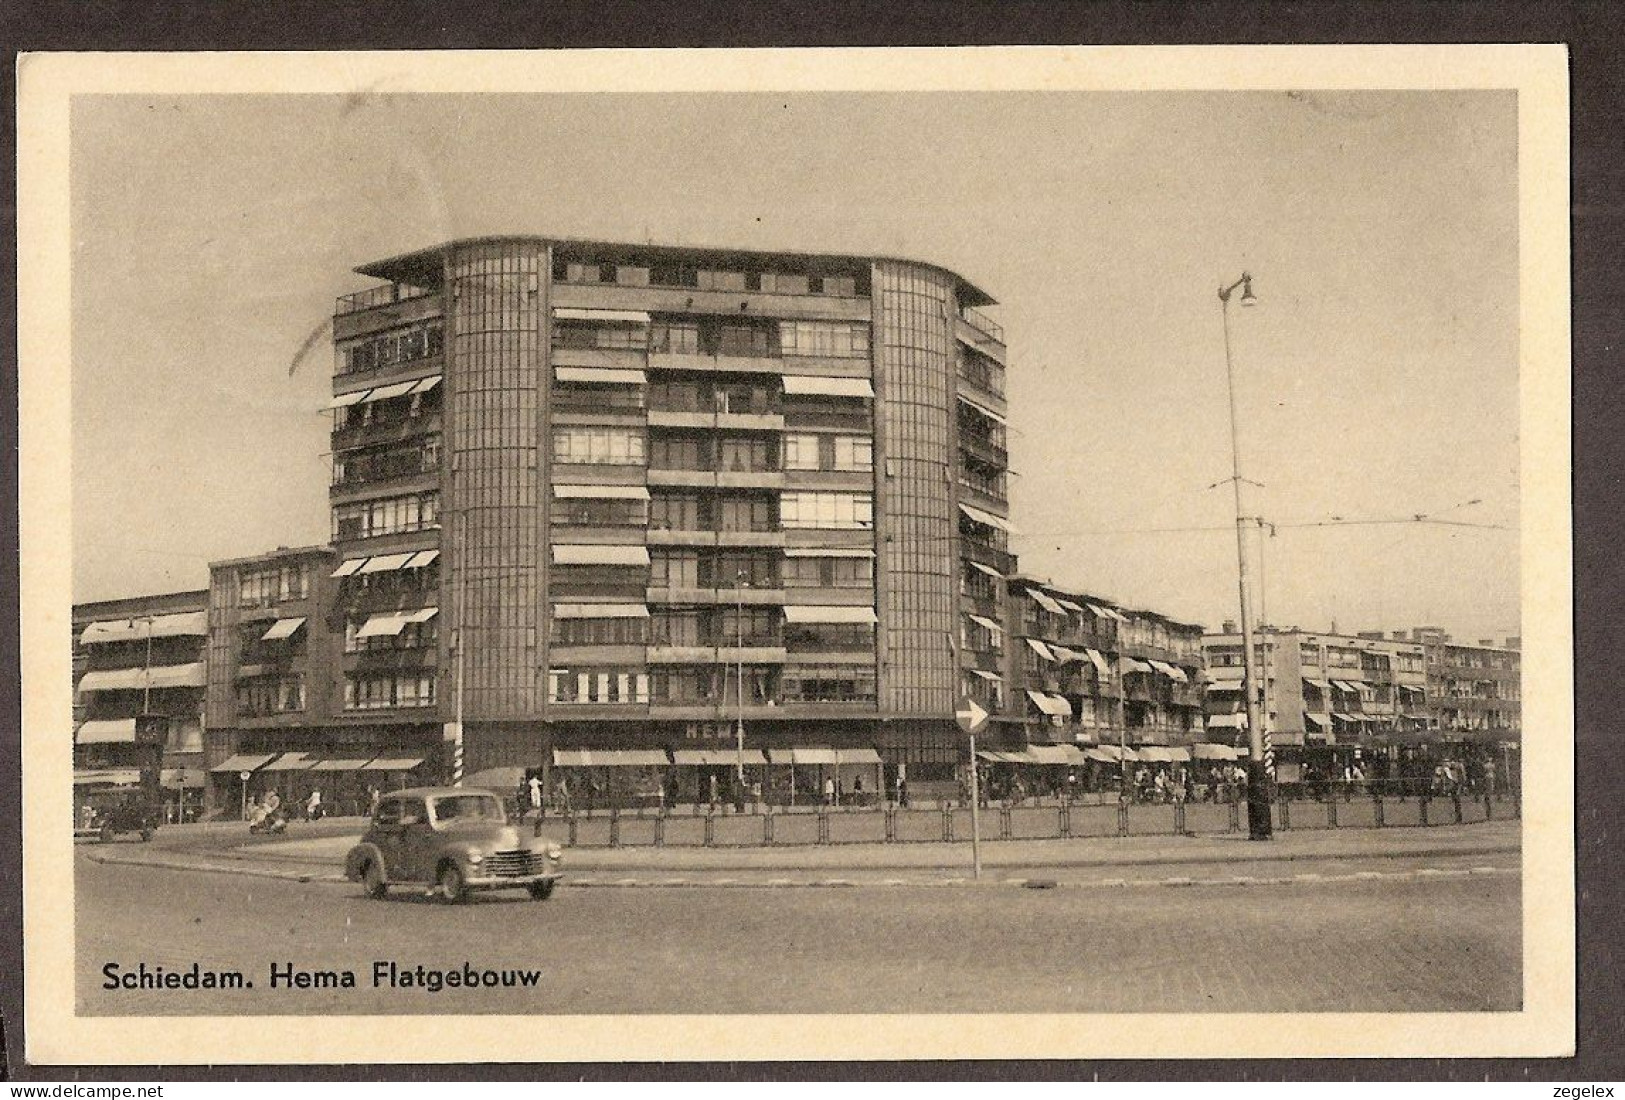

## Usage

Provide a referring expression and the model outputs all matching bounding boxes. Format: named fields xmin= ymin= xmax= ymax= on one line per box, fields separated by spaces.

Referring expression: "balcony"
xmin=647 ymin=586 xmax=786 ymax=605
xmin=331 ymin=410 xmax=441 ymax=452
xmin=647 ymin=408 xmax=784 ymax=432
xmin=646 ymin=644 xmax=787 ymax=664
xmin=336 ymin=282 xmax=436 ymax=317
xmin=958 ymin=433 xmax=1009 ymax=470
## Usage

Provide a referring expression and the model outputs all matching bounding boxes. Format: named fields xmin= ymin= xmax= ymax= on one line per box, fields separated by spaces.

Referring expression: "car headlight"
xmin=464 ymin=848 xmax=484 ymax=864
xmin=546 ymin=844 xmax=563 ymax=862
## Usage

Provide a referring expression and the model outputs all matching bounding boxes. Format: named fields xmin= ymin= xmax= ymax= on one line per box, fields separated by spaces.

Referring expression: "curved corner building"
xmin=327 ymin=237 xmax=1013 ymax=798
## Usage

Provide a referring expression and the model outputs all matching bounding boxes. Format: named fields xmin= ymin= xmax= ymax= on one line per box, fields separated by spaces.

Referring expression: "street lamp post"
xmin=1218 ymin=272 xmax=1273 ymax=841
xmin=735 ymin=569 xmax=748 ymax=790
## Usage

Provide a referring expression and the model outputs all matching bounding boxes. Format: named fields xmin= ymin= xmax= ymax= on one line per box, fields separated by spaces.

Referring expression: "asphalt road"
xmin=76 ymin=854 xmax=1520 ymax=1015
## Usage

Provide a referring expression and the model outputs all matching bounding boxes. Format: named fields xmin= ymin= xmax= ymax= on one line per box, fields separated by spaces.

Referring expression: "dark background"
xmin=1 ymin=0 xmax=1619 ymax=1083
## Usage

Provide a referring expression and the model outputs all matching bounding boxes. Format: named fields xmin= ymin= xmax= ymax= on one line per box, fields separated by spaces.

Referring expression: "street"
xmin=76 ymin=851 xmax=1520 ymax=1015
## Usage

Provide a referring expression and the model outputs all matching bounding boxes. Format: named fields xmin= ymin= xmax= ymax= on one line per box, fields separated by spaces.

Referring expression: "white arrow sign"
xmin=955 ymin=696 xmax=989 ymax=734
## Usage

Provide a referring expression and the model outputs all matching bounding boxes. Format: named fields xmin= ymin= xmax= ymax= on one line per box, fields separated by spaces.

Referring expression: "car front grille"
xmin=483 ymin=850 xmax=541 ymax=878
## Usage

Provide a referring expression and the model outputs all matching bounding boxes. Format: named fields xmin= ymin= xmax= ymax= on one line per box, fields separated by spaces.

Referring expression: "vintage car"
xmin=344 ymin=787 xmax=564 ymax=903
xmin=75 ymin=788 xmax=161 ymax=842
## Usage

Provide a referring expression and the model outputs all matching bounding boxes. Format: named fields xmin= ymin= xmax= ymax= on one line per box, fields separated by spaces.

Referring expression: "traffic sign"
xmin=955 ymin=695 xmax=989 ymax=734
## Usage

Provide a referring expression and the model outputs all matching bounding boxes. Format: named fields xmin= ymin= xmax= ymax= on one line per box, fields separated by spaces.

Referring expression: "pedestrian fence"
xmin=546 ymin=785 xmax=1519 ymax=850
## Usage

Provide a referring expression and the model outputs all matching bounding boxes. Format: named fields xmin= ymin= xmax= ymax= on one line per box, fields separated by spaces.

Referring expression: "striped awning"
xmin=75 ymin=718 xmax=139 ymax=744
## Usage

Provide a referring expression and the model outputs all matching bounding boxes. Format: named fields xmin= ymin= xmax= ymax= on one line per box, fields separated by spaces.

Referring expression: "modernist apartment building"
xmin=311 ymin=236 xmax=1016 ymax=793
xmin=1000 ymin=577 xmax=1205 ymax=752
xmin=1409 ymin=627 xmax=1522 ymax=737
xmin=72 ymin=590 xmax=209 ymax=812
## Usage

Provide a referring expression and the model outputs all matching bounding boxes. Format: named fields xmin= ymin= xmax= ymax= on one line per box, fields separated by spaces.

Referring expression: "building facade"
xmin=72 ymin=590 xmax=209 ymax=817
xmin=318 ymin=236 xmax=1015 ymax=798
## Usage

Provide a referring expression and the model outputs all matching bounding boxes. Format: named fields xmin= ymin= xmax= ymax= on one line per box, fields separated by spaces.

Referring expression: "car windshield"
xmin=430 ymin=794 xmax=506 ymax=825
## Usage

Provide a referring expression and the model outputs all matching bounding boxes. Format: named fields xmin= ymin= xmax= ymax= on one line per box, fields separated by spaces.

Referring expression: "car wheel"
xmin=437 ymin=861 xmax=467 ymax=904
xmin=99 ymin=824 xmax=114 ymax=843
xmin=527 ymin=881 xmax=555 ymax=901
xmin=361 ymin=860 xmax=388 ymax=900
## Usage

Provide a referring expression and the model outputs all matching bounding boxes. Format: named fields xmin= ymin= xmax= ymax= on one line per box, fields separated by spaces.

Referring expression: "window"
xmin=553 ymin=497 xmax=646 ymax=527
xmin=331 ymin=492 xmax=440 ymax=540
xmin=552 ymin=427 xmax=645 ymax=465
xmin=649 ymin=494 xmax=704 ymax=531
xmin=651 ymin=436 xmax=707 ymax=471
xmin=344 ymin=673 xmax=436 ymax=710
xmin=551 ymin=616 xmax=647 ymax=646
xmin=717 ymin=496 xmax=775 ymax=533
xmin=697 ymin=270 xmax=748 ymax=292
xmin=833 ymin=436 xmax=873 ymax=471
xmin=650 ymin=551 xmax=701 ymax=589
xmin=344 ymin=615 xmax=438 ymax=653
xmin=650 ymin=321 xmax=701 ymax=353
xmin=706 ymin=552 xmax=779 ymax=589
xmin=239 ymin=562 xmax=310 ymax=607
xmin=650 ymin=610 xmax=703 ymax=647
xmin=717 ymin=608 xmax=778 ymax=646
xmin=783 ymin=433 xmax=873 ymax=472
xmin=784 ymin=621 xmax=873 ymax=651
xmin=551 ymin=321 xmax=648 ymax=350
xmin=783 ymin=433 xmax=820 ymax=470
xmin=714 ymin=322 xmax=777 ymax=357
xmin=957 ymin=347 xmax=1006 ymax=397
xmin=650 ymin=668 xmax=718 ymax=704
xmin=337 ymin=322 xmax=444 ymax=376
xmin=235 ymin=675 xmax=305 ymax=717
xmin=548 ymin=668 xmax=649 ymax=704
xmin=784 ymin=556 xmax=873 ymax=588
xmin=332 ymin=436 xmax=441 ymax=487
xmin=780 ymin=492 xmax=873 ymax=530
xmin=781 ymin=664 xmax=876 ymax=703
xmin=718 ymin=437 xmax=773 ymax=472
xmin=778 ymin=321 xmax=870 ymax=358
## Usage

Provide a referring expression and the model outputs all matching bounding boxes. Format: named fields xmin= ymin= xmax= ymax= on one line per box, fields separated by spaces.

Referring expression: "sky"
xmin=69 ymin=89 xmax=1520 ymax=641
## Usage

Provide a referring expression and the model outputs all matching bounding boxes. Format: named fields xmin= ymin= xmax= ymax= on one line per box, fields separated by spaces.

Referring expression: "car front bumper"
xmin=464 ymin=870 xmax=564 ymax=890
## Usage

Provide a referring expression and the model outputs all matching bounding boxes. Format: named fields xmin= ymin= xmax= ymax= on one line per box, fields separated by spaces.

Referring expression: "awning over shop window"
xmin=783 ymin=605 xmax=878 ymax=624
xmin=1206 ymin=713 xmax=1247 ymax=730
xmin=781 ymin=375 xmax=874 ymax=398
xmin=161 ymin=768 xmax=207 ymax=789
xmin=1028 ymin=590 xmax=1067 ymax=615
xmin=554 ymin=366 xmax=648 ymax=385
xmin=75 ymin=718 xmax=138 ymax=744
xmin=1190 ymin=743 xmax=1242 ymax=760
xmin=211 ymin=753 xmax=278 ymax=773
xmin=956 ymin=392 xmax=1008 ymax=425
xmin=553 ymin=483 xmax=650 ymax=500
xmin=1026 ymin=744 xmax=1088 ymax=766
xmin=310 ymin=758 xmax=376 ymax=771
xmin=767 ymin=747 xmax=883 ymax=766
xmin=967 ymin=560 xmax=1003 ymax=579
xmin=1025 ymin=690 xmax=1072 ymax=718
xmin=671 ymin=749 xmax=769 ymax=767
xmin=74 ymin=768 xmax=142 ymax=787
xmin=1205 ymin=666 xmax=1245 ymax=681
xmin=784 ymin=546 xmax=873 ymax=558
xmin=80 ymin=611 xmax=208 ymax=645
xmin=554 ymin=307 xmax=652 ymax=324
xmin=260 ymin=752 xmax=320 ymax=772
xmin=1025 ymin=638 xmax=1057 ymax=661
xmin=261 ymin=617 xmax=306 ymax=641
xmin=958 ymin=502 xmax=1014 ymax=533
xmin=552 ymin=544 xmax=651 ymax=566
xmin=1084 ymin=747 xmax=1121 ymax=763
xmin=360 ymin=757 xmax=426 ymax=771
xmin=553 ymin=603 xmax=650 ymax=619
xmin=551 ymin=749 xmax=668 ymax=768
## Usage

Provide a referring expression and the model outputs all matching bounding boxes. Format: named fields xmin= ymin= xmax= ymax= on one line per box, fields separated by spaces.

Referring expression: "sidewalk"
xmin=83 ymin=819 xmax=1521 ymax=888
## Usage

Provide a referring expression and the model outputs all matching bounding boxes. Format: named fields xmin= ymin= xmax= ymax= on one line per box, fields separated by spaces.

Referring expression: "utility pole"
xmin=1219 ymin=272 xmax=1273 ymax=840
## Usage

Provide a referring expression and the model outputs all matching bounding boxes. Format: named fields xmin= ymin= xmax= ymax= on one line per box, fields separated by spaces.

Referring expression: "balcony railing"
xmin=961 ymin=306 xmax=1005 ymax=345
xmin=336 ymin=283 xmax=435 ymax=316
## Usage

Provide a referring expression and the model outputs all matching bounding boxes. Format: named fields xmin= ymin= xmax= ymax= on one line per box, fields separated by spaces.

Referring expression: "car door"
xmin=394 ymin=797 xmax=436 ymax=883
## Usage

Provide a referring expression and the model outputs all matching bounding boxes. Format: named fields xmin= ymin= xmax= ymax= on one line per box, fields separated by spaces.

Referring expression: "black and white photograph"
xmin=17 ymin=46 xmax=1572 ymax=1064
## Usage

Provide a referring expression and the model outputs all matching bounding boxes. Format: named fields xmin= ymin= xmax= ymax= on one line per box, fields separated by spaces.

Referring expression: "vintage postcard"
xmin=17 ymin=45 xmax=1572 ymax=1064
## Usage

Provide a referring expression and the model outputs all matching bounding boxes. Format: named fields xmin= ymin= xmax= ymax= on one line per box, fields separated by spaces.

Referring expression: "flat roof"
xmin=351 ymin=234 xmax=999 ymax=308
xmin=208 ymin=544 xmax=335 ymax=570
xmin=72 ymin=590 xmax=208 ymax=620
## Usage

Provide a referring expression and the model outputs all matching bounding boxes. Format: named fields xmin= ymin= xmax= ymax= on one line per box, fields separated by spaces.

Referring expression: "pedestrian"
xmin=1483 ymin=759 xmax=1497 ymax=796
xmin=823 ymin=775 xmax=835 ymax=807
xmin=305 ymin=788 xmax=323 ymax=821
xmin=556 ymin=775 xmax=573 ymax=815
xmin=898 ymin=775 xmax=909 ymax=808
xmin=368 ymin=786 xmax=381 ymax=815
xmin=527 ymin=774 xmax=543 ymax=819
xmin=852 ymin=774 xmax=864 ymax=805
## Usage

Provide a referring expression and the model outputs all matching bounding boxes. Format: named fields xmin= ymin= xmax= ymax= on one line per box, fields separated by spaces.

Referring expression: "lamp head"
xmin=1238 ymin=274 xmax=1258 ymax=307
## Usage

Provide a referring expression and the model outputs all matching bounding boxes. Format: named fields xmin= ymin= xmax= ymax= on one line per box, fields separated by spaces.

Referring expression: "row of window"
xmin=343 ymin=618 xmax=438 ymax=653
xmin=333 ymin=438 xmax=441 ymax=487
xmin=332 ymin=492 xmax=441 ymax=541
xmin=552 ymin=259 xmax=864 ymax=299
xmin=239 ymin=562 xmax=310 ymax=608
xmin=647 ymin=551 xmax=872 ymax=590
xmin=958 ymin=347 xmax=1006 ymax=398
xmin=780 ymin=491 xmax=874 ymax=530
xmin=338 ymin=322 xmax=444 ymax=376
xmin=545 ymin=665 xmax=877 ymax=705
xmin=345 ymin=673 xmax=437 ymax=709
xmin=333 ymin=386 xmax=441 ymax=432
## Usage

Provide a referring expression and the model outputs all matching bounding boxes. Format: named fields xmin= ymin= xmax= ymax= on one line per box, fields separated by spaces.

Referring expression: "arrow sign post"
xmin=955 ymin=696 xmax=988 ymax=879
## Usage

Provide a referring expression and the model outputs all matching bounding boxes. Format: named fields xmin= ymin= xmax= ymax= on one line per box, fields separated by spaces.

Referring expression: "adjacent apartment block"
xmin=72 ymin=590 xmax=209 ymax=817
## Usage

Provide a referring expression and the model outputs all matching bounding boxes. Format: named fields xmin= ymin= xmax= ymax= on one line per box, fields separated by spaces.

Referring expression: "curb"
xmin=85 ymin=848 xmax=1521 ymax=892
